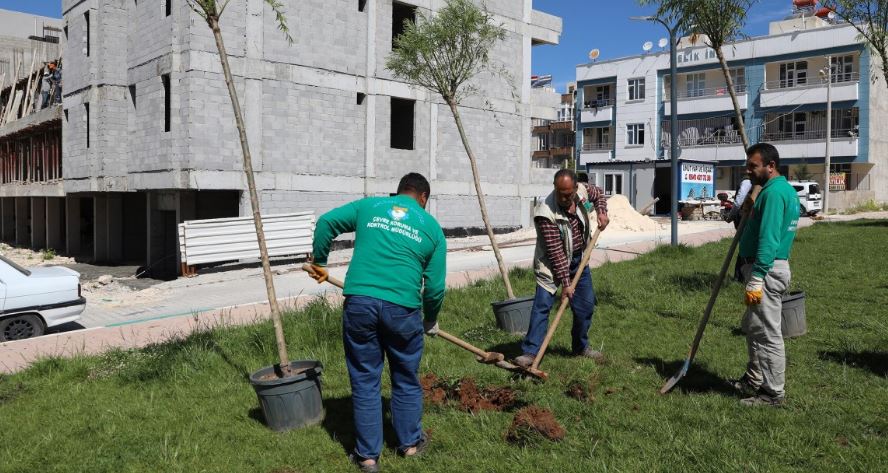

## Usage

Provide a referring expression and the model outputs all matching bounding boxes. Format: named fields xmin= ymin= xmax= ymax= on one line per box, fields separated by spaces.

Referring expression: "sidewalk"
xmin=0 ymin=218 xmax=816 ymax=373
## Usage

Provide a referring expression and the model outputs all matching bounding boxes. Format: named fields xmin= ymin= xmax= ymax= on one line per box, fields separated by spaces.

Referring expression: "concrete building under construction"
xmin=0 ymin=2 xmax=562 ymax=278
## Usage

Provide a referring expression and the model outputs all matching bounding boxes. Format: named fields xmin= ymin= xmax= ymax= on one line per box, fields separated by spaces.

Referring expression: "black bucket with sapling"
xmin=250 ymin=360 xmax=325 ymax=432
xmin=781 ymin=291 xmax=807 ymax=338
xmin=492 ymin=296 xmax=535 ymax=335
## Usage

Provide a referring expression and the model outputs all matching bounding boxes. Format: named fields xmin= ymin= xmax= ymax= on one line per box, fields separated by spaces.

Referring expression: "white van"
xmin=789 ymin=181 xmax=822 ymax=216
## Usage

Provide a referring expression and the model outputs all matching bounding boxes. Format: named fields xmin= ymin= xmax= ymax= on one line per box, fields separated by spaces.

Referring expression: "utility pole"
xmin=632 ymin=15 xmax=680 ymax=246
xmin=822 ymin=56 xmax=832 ymax=217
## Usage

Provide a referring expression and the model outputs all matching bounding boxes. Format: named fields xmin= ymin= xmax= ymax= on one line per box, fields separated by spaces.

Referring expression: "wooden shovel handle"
xmin=302 ymin=264 xmax=502 ymax=361
xmin=530 ymin=227 xmax=604 ymax=371
xmin=437 ymin=330 xmax=497 ymax=359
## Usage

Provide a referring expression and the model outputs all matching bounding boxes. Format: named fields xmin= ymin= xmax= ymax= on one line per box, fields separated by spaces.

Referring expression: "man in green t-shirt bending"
xmin=307 ymin=173 xmax=446 ymax=472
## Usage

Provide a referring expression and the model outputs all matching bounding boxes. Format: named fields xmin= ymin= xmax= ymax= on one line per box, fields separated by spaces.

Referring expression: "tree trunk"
xmin=715 ymin=47 xmax=751 ymax=150
xmin=446 ymin=99 xmax=515 ymax=300
xmin=209 ymin=18 xmax=292 ymax=377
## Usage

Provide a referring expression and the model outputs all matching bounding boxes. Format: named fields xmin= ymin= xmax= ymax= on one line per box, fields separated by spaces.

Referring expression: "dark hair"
xmin=746 ymin=142 xmax=780 ymax=168
xmin=397 ymin=172 xmax=431 ymax=197
xmin=553 ymin=168 xmax=577 ymax=185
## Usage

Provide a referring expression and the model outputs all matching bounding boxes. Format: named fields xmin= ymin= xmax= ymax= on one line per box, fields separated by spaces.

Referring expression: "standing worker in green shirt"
xmin=730 ymin=143 xmax=799 ymax=407
xmin=307 ymin=173 xmax=446 ymax=472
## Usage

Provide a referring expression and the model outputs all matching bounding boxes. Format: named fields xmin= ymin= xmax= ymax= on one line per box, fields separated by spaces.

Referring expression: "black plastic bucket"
xmin=781 ymin=291 xmax=807 ymax=338
xmin=491 ymin=296 xmax=535 ymax=335
xmin=250 ymin=360 xmax=325 ymax=432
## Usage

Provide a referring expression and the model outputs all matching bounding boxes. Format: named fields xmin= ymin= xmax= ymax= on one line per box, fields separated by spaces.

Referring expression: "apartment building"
xmin=0 ymin=1 xmax=561 ymax=278
xmin=530 ymin=83 xmax=574 ymax=169
xmin=575 ymin=13 xmax=886 ymax=214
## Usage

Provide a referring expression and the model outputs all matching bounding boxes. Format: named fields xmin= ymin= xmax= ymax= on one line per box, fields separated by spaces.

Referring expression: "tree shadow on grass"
xmin=634 ymin=357 xmax=736 ymax=396
xmin=668 ymin=272 xmax=722 ymax=292
xmin=819 ymin=350 xmax=888 ymax=377
xmin=846 ymin=220 xmax=888 ymax=228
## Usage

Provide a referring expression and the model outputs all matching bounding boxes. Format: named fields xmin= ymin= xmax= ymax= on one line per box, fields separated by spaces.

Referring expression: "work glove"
xmin=744 ymin=275 xmax=764 ymax=305
xmin=306 ymin=264 xmax=329 ymax=284
xmin=423 ymin=320 xmax=439 ymax=337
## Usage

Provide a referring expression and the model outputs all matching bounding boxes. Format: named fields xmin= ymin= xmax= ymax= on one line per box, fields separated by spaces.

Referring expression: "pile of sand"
xmin=593 ymin=195 xmax=663 ymax=232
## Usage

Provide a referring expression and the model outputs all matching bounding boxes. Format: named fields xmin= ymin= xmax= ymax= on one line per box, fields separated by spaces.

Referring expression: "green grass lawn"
xmin=2 ymin=221 xmax=887 ymax=472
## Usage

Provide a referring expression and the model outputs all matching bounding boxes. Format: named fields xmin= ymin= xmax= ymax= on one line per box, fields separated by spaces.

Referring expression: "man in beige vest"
xmin=514 ymin=169 xmax=609 ymax=367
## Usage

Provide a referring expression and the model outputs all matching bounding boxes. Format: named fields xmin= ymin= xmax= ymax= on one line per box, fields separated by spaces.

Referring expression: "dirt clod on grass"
xmin=565 ymin=374 xmax=599 ymax=403
xmin=457 ymin=378 xmax=518 ymax=413
xmin=505 ymin=406 xmax=565 ymax=445
xmin=421 ymin=374 xmax=449 ymax=406
xmin=421 ymin=374 xmax=519 ymax=412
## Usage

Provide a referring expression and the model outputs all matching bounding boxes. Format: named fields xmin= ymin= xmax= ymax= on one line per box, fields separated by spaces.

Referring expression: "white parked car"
xmin=789 ymin=180 xmax=823 ymax=216
xmin=0 ymin=255 xmax=85 ymax=342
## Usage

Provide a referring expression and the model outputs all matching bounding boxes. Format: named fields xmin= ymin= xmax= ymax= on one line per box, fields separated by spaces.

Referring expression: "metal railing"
xmin=761 ymin=128 xmax=857 ymax=142
xmin=582 ymin=142 xmax=614 ymax=151
xmin=665 ymin=84 xmax=748 ymax=100
xmin=582 ymin=98 xmax=615 ymax=109
xmin=762 ymin=72 xmax=860 ymax=91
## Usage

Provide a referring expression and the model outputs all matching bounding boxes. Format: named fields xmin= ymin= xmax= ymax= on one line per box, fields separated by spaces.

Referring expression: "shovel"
xmin=659 ymin=185 xmax=762 ymax=394
xmin=519 ymin=226 xmax=604 ymax=381
xmin=301 ymin=264 xmax=520 ymax=370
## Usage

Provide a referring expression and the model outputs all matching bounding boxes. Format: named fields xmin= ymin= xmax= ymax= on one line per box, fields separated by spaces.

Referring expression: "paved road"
xmin=78 ymin=220 xmax=735 ymax=328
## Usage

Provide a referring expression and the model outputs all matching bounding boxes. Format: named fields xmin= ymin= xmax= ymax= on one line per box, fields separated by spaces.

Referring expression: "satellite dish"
xmin=658 ymin=38 xmax=668 ymax=48
xmin=588 ymin=49 xmax=600 ymax=61
xmin=827 ymin=10 xmax=836 ymax=20
xmin=642 ymin=41 xmax=653 ymax=52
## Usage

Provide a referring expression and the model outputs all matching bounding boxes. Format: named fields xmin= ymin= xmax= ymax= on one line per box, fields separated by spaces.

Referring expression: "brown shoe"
xmin=576 ymin=347 xmax=606 ymax=364
xmin=513 ymin=354 xmax=535 ymax=368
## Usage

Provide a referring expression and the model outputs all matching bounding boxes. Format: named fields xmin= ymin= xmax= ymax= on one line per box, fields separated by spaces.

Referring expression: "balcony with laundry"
xmin=580 ymin=83 xmax=616 ymax=123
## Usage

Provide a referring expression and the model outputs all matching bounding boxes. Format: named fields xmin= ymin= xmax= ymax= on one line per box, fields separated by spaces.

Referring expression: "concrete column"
xmin=31 ymin=197 xmax=46 ymax=250
xmin=46 ymin=198 xmax=64 ymax=251
xmin=1 ymin=198 xmax=14 ymax=242
xmin=15 ymin=197 xmax=29 ymax=247
xmin=145 ymin=192 xmax=152 ymax=272
xmin=65 ymin=196 xmax=81 ymax=256
xmin=94 ymin=194 xmax=108 ymax=262
xmin=107 ymin=194 xmax=123 ymax=261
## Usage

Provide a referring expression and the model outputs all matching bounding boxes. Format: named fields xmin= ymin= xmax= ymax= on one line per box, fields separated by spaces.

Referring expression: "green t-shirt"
xmin=312 ymin=195 xmax=447 ymax=322
xmin=739 ymin=176 xmax=799 ymax=278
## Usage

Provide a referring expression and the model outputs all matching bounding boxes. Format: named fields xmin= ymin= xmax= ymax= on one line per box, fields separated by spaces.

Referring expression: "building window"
xmin=730 ymin=67 xmax=746 ymax=92
xmin=686 ymin=73 xmax=705 ymax=98
xmin=84 ymin=103 xmax=90 ymax=148
xmin=129 ymin=84 xmax=137 ymax=108
xmin=162 ymin=74 xmax=171 ymax=132
xmin=390 ymin=97 xmax=414 ymax=150
xmin=779 ymin=61 xmax=808 ymax=88
xmin=627 ymin=123 xmax=645 ymax=146
xmin=166 ymin=0 xmax=172 ymax=16
xmin=628 ymin=78 xmax=645 ymax=101
xmin=359 ymin=0 xmax=367 ymax=12
xmin=604 ymin=173 xmax=623 ymax=196
xmin=392 ymin=2 xmax=416 ymax=48
xmin=84 ymin=11 xmax=90 ymax=57
xmin=356 ymin=92 xmax=366 ymax=105
xmin=588 ymin=172 xmax=598 ymax=187
xmin=830 ymin=55 xmax=855 ymax=82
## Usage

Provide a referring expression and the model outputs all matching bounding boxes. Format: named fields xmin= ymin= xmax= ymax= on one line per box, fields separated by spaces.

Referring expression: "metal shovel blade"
xmin=659 ymin=359 xmax=690 ymax=395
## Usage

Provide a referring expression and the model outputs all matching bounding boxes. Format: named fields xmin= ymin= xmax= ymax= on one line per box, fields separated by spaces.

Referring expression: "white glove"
xmin=745 ymin=275 xmax=764 ymax=305
xmin=423 ymin=320 xmax=439 ymax=337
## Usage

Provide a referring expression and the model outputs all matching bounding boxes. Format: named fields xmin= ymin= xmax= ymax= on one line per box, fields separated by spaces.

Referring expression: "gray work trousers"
xmin=741 ymin=260 xmax=791 ymax=397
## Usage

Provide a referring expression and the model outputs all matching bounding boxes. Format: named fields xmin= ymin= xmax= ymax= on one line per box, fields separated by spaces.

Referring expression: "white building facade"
xmin=575 ymin=16 xmax=887 ymax=213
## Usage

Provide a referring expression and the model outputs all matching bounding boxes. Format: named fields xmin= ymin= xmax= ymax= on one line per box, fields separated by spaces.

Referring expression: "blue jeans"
xmin=342 ymin=295 xmax=424 ymax=460
xmin=521 ymin=253 xmax=597 ymax=356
